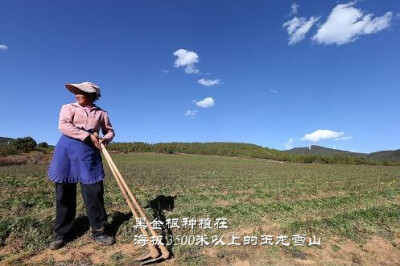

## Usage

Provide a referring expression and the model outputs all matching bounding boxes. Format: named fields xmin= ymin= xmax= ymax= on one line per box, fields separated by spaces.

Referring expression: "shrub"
xmin=12 ymin=137 xmax=37 ymax=153
xmin=37 ymin=142 xmax=49 ymax=149
xmin=301 ymin=155 xmax=318 ymax=163
xmin=0 ymin=145 xmax=19 ymax=156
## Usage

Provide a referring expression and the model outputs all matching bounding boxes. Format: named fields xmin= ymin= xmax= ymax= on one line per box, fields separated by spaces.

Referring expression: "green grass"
xmin=0 ymin=152 xmax=399 ymax=264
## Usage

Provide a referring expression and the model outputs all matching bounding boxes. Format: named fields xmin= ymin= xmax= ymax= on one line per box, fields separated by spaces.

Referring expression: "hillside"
xmin=287 ymin=145 xmax=366 ymax=157
xmin=368 ymin=149 xmax=400 ymax=161
xmin=287 ymin=145 xmax=400 ymax=161
xmin=2 ymin=135 xmax=400 ymax=165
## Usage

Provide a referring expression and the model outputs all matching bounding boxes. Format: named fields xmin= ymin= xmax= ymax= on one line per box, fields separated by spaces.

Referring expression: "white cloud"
xmin=0 ymin=44 xmax=8 ymax=50
xmin=161 ymin=69 xmax=169 ymax=73
xmin=284 ymin=138 xmax=294 ymax=149
xmin=290 ymin=3 xmax=299 ymax=15
xmin=283 ymin=16 xmax=319 ymax=45
xmin=335 ymin=136 xmax=353 ymax=141
xmin=269 ymin=89 xmax=278 ymax=93
xmin=185 ymin=110 xmax=198 ymax=118
xmin=198 ymin=78 xmax=220 ymax=87
xmin=312 ymin=2 xmax=393 ymax=45
xmin=195 ymin=97 xmax=215 ymax=108
xmin=301 ymin=129 xmax=352 ymax=142
xmin=184 ymin=64 xmax=199 ymax=74
xmin=173 ymin=49 xmax=200 ymax=74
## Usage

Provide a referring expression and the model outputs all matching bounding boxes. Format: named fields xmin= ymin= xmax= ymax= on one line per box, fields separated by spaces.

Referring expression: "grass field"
xmin=1 ymin=152 xmax=399 ymax=265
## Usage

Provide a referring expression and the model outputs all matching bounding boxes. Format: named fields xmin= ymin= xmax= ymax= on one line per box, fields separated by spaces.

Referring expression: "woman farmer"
xmin=48 ymin=81 xmax=115 ymax=250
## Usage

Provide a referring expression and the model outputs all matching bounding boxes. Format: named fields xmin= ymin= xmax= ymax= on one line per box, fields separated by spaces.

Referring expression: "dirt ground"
xmin=0 ymin=233 xmax=397 ymax=265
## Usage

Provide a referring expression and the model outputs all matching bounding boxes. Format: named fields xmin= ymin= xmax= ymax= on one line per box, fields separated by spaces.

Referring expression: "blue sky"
xmin=1 ymin=0 xmax=399 ymax=153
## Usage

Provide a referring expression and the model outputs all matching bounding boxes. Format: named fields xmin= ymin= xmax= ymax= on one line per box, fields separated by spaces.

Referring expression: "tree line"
xmin=107 ymin=142 xmax=398 ymax=166
xmin=1 ymin=137 xmax=398 ymax=166
xmin=0 ymin=137 xmax=49 ymax=156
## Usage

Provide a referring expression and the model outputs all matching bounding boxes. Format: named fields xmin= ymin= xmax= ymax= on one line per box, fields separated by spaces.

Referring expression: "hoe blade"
xmin=139 ymin=255 xmax=165 ymax=265
xmin=133 ymin=253 xmax=164 ymax=265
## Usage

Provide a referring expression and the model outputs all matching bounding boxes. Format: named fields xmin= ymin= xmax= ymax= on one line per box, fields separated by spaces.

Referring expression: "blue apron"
xmin=48 ymin=131 xmax=105 ymax=185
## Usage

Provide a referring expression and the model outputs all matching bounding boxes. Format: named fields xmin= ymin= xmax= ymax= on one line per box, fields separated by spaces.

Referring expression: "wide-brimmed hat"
xmin=65 ymin=81 xmax=101 ymax=97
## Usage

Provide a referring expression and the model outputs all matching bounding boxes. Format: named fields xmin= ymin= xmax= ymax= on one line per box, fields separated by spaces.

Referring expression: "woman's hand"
xmin=90 ymin=134 xmax=102 ymax=150
xmin=99 ymin=138 xmax=109 ymax=147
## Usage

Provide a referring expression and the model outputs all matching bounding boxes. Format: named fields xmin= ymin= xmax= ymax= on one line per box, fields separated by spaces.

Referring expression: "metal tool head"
xmin=133 ymin=252 xmax=165 ymax=265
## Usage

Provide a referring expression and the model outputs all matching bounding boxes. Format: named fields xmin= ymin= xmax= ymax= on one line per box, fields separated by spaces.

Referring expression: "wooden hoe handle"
xmin=100 ymin=143 xmax=170 ymax=259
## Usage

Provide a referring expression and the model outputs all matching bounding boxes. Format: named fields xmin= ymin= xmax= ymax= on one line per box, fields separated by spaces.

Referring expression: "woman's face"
xmin=75 ymin=92 xmax=93 ymax=106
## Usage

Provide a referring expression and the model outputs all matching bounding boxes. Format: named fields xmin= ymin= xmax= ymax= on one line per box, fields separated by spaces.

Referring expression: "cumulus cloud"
xmin=198 ymin=78 xmax=220 ymax=87
xmin=284 ymin=138 xmax=294 ymax=149
xmin=195 ymin=97 xmax=215 ymax=108
xmin=184 ymin=64 xmax=199 ymax=74
xmin=185 ymin=110 xmax=198 ymax=118
xmin=161 ymin=69 xmax=169 ymax=73
xmin=173 ymin=49 xmax=200 ymax=74
xmin=301 ymin=129 xmax=352 ymax=142
xmin=290 ymin=3 xmax=299 ymax=16
xmin=269 ymin=89 xmax=278 ymax=93
xmin=0 ymin=44 xmax=8 ymax=50
xmin=312 ymin=2 xmax=393 ymax=45
xmin=283 ymin=16 xmax=319 ymax=45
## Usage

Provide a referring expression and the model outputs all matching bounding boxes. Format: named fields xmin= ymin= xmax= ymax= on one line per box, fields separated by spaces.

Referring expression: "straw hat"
xmin=65 ymin=81 xmax=101 ymax=97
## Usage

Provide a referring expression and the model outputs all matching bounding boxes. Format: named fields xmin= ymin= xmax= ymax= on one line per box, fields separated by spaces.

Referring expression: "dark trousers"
xmin=54 ymin=181 xmax=107 ymax=239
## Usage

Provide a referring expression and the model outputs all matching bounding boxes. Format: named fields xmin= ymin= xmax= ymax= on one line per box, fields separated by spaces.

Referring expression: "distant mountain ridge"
xmin=287 ymin=145 xmax=366 ymax=156
xmin=287 ymin=145 xmax=400 ymax=161
xmin=0 ymin=137 xmax=14 ymax=145
xmin=368 ymin=149 xmax=400 ymax=161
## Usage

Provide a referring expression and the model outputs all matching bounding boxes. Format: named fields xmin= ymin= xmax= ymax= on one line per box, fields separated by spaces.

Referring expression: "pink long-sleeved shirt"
xmin=58 ymin=102 xmax=115 ymax=142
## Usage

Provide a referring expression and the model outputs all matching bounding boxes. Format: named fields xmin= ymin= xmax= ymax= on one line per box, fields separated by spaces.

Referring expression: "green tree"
xmin=12 ymin=137 xmax=37 ymax=153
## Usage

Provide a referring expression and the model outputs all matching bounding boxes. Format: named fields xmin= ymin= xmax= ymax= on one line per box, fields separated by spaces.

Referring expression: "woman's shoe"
xmin=92 ymin=234 xmax=115 ymax=246
xmin=49 ymin=239 xmax=67 ymax=250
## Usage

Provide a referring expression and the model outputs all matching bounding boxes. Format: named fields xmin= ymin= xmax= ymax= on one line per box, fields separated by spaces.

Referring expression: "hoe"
xmin=96 ymin=135 xmax=170 ymax=264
